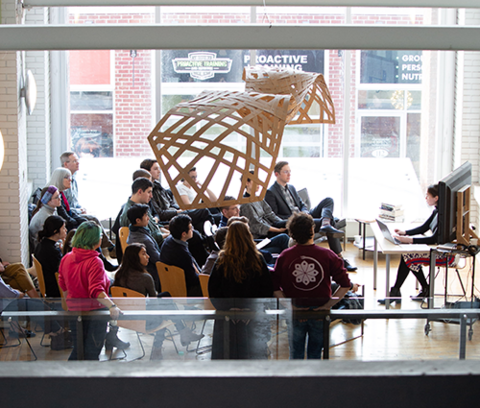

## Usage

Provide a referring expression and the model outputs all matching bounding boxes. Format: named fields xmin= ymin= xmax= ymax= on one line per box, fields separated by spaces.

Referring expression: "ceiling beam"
xmin=21 ymin=0 xmax=480 ymax=9
xmin=1 ymin=24 xmax=480 ymax=51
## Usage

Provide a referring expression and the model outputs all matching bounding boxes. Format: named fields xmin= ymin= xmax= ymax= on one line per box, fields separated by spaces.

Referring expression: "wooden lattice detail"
xmin=148 ymin=90 xmax=294 ymax=210
xmin=243 ymin=66 xmax=336 ymax=125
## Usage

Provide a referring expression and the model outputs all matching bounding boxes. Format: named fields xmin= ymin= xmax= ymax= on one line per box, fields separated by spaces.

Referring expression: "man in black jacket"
xmin=265 ymin=161 xmax=356 ymax=272
xmin=159 ymin=214 xmax=202 ymax=297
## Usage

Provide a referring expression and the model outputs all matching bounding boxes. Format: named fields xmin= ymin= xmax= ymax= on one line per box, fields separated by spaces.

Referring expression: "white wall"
xmin=455 ymin=9 xmax=480 ymax=226
xmin=26 ymin=7 xmax=52 ymax=190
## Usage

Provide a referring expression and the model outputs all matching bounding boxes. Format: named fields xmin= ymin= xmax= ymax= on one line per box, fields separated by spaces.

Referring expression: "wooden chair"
xmin=188 ymin=273 xmax=213 ymax=354
xmin=31 ymin=255 xmax=50 ymax=347
xmin=156 ymin=262 xmax=187 ymax=297
xmin=198 ymin=273 xmax=210 ymax=298
xmin=55 ymin=272 xmax=68 ymax=312
xmin=119 ymin=227 xmax=130 ymax=254
xmin=110 ymin=286 xmax=175 ymax=361
xmin=32 ymin=255 xmax=46 ymax=298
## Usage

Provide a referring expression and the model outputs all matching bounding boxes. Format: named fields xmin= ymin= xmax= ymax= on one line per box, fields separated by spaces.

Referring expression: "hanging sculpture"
xmin=243 ymin=66 xmax=335 ymax=125
xmin=148 ymin=67 xmax=335 ymax=209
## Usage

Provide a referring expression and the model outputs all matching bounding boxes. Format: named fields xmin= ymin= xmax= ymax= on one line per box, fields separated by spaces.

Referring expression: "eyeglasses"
xmin=281 ymin=170 xmax=291 ymax=175
xmin=64 ymin=177 xmax=72 ymax=180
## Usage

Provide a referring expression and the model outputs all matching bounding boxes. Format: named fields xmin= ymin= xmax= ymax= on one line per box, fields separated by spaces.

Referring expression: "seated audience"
xmin=0 ymin=258 xmax=39 ymax=299
xmin=58 ymin=222 xmax=127 ymax=360
xmin=265 ymin=161 xmax=356 ymax=271
xmin=120 ymin=177 xmax=168 ymax=249
xmin=201 ymin=227 xmax=228 ymax=275
xmin=0 ymin=275 xmax=68 ymax=346
xmin=239 ymin=171 xmax=290 ymax=254
xmin=177 ymin=166 xmax=217 ymax=206
xmin=159 ymin=214 xmax=203 ymax=297
xmin=34 ymin=215 xmax=67 ymax=298
xmin=60 ymin=151 xmax=84 ymax=215
xmin=208 ymin=221 xmax=274 ymax=359
xmin=272 ymin=213 xmax=351 ymax=359
xmin=113 ymin=243 xmax=203 ymax=359
xmin=47 ymin=167 xmax=87 ymax=231
xmin=120 ymin=177 xmax=209 ymax=267
xmin=29 ymin=186 xmax=61 ymax=248
xmin=126 ymin=204 xmax=163 ymax=291
xmin=140 ymin=158 xmax=215 ymax=231
xmin=219 ymin=196 xmax=239 ymax=227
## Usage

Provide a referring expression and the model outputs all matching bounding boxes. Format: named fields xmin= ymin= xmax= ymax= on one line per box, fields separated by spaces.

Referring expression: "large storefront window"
xmin=69 ymin=50 xmax=114 ymax=158
xmin=63 ymin=6 xmax=441 ymax=221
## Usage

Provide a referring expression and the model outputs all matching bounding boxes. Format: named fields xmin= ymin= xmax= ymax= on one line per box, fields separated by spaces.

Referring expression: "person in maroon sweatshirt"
xmin=272 ymin=212 xmax=351 ymax=359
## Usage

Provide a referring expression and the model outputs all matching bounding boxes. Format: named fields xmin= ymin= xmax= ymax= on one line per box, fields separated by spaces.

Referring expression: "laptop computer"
xmin=376 ymin=218 xmax=401 ymax=245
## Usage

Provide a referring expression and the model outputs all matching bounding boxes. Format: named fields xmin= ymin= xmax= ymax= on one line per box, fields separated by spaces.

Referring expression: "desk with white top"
xmin=370 ymin=222 xmax=431 ymax=309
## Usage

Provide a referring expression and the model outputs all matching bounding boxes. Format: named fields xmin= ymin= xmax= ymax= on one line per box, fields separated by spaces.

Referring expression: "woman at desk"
xmin=379 ymin=184 xmax=453 ymax=304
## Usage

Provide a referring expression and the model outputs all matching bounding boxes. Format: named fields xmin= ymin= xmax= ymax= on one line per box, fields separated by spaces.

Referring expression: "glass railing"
xmin=1 ymin=297 xmax=479 ymax=362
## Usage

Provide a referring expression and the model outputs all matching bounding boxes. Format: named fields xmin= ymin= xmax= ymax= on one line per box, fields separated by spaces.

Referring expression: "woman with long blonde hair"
xmin=209 ymin=221 xmax=273 ymax=359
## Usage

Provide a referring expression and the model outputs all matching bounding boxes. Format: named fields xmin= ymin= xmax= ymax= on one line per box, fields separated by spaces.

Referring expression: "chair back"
xmin=110 ymin=286 xmax=169 ymax=334
xmin=198 ymin=273 xmax=214 ymax=310
xmin=32 ymin=255 xmax=46 ymax=298
xmin=111 ymin=286 xmax=148 ymax=333
xmin=54 ymin=272 xmax=68 ymax=311
xmin=198 ymin=273 xmax=210 ymax=297
xmin=119 ymin=227 xmax=130 ymax=254
xmin=156 ymin=262 xmax=187 ymax=297
xmin=297 ymin=187 xmax=311 ymax=211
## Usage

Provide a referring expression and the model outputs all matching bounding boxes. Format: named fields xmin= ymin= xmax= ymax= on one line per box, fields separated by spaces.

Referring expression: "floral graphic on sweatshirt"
xmin=293 ymin=260 xmax=319 ymax=285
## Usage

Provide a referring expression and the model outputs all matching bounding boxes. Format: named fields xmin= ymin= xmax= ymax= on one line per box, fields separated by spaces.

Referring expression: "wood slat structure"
xmin=148 ymin=68 xmax=335 ymax=209
xmin=148 ymin=90 xmax=294 ymax=209
xmin=243 ymin=66 xmax=336 ymax=125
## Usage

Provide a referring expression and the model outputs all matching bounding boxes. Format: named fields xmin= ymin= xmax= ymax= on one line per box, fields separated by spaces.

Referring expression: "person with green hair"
xmin=58 ymin=221 xmax=124 ymax=360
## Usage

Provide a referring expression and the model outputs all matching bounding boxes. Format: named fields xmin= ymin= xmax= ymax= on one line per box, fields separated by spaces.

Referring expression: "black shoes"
xmin=8 ymin=329 xmax=36 ymax=339
xmin=378 ymin=287 xmax=402 ymax=305
xmin=343 ymin=258 xmax=357 ymax=272
xmin=105 ymin=325 xmax=131 ymax=351
xmin=320 ymin=224 xmax=344 ymax=237
xmin=411 ymin=287 xmax=429 ymax=301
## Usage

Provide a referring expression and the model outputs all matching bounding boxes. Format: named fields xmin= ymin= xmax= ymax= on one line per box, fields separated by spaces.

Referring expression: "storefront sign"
xmin=361 ymin=50 xmax=422 ymax=84
xmin=172 ymin=52 xmax=232 ymax=80
xmin=163 ymin=50 xmax=324 ymax=83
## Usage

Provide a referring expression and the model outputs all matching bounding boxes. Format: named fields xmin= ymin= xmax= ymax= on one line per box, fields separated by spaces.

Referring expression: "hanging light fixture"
xmin=20 ymin=70 xmax=38 ymax=116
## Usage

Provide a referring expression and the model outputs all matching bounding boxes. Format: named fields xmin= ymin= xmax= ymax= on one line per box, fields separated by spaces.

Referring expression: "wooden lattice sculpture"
xmin=243 ymin=66 xmax=335 ymax=125
xmin=148 ymin=90 xmax=294 ymax=210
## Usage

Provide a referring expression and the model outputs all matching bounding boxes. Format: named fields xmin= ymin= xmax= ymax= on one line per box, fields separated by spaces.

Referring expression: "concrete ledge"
xmin=1 ymin=360 xmax=480 ymax=408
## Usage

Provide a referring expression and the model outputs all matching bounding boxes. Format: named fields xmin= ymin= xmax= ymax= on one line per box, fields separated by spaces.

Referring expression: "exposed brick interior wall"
xmin=26 ymin=7 xmax=51 ymax=190
xmin=0 ymin=0 xmax=30 ymax=265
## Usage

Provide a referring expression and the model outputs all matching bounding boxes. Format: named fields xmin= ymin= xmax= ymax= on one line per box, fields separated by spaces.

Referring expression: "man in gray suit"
xmin=265 ymin=161 xmax=356 ymax=271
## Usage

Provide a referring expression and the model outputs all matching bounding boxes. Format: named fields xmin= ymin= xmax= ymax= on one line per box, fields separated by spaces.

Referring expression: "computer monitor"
xmin=437 ymin=162 xmax=472 ymax=244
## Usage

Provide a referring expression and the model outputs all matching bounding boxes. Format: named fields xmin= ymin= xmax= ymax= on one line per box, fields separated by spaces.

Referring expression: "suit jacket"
xmin=265 ymin=181 xmax=307 ymax=220
xmin=240 ymin=195 xmax=284 ymax=239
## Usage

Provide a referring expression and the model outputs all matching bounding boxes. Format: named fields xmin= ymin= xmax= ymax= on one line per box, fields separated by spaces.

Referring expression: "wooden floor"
xmin=2 ymin=242 xmax=480 ymax=362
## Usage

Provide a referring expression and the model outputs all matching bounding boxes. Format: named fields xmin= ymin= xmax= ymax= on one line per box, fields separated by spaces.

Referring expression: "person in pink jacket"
xmin=59 ymin=221 xmax=122 ymax=360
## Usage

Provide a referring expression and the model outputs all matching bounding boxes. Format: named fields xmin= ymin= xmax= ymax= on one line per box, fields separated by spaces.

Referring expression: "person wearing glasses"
xmin=176 ymin=167 xmax=218 ymax=207
xmin=265 ymin=161 xmax=357 ymax=272
xmin=47 ymin=167 xmax=87 ymax=231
